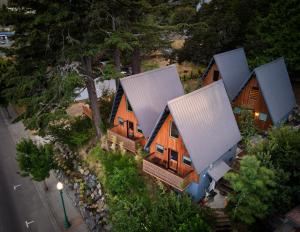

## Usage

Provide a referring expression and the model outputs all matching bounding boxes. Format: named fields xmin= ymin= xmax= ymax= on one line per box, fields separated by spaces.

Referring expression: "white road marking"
xmin=25 ymin=220 xmax=34 ymax=228
xmin=13 ymin=184 xmax=21 ymax=190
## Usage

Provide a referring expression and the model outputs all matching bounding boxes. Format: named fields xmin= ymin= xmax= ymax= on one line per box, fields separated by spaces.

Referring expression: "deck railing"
xmin=107 ymin=129 xmax=141 ymax=153
xmin=143 ymin=155 xmax=193 ymax=191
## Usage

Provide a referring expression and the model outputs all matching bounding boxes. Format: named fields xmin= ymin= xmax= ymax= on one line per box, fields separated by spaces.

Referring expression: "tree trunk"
xmin=43 ymin=180 xmax=48 ymax=191
xmin=82 ymin=56 xmax=103 ymax=139
xmin=131 ymin=47 xmax=141 ymax=74
xmin=114 ymin=48 xmax=121 ymax=72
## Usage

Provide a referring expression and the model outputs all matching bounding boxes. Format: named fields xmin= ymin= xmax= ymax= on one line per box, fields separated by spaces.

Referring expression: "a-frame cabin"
xmin=143 ymin=80 xmax=241 ymax=201
xmin=232 ymin=58 xmax=296 ymax=130
xmin=108 ymin=65 xmax=184 ymax=153
xmin=201 ymin=48 xmax=250 ymax=101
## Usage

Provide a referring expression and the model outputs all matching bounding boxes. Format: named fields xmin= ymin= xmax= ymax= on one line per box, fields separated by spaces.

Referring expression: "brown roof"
xmin=286 ymin=206 xmax=300 ymax=227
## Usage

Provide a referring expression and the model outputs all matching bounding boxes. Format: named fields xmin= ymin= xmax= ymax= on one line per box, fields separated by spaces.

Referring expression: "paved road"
xmin=0 ymin=108 xmax=58 ymax=232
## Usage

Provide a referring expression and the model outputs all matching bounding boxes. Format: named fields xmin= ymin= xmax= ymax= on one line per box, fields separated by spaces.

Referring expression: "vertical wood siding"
xmin=112 ymin=93 xmax=146 ymax=145
xmin=149 ymin=114 xmax=198 ymax=182
xmin=233 ymin=76 xmax=272 ymax=130
xmin=202 ymin=63 xmax=220 ymax=87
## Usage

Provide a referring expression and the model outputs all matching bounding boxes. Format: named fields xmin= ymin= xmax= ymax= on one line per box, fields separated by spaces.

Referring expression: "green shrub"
xmin=248 ymin=126 xmax=300 ymax=213
xmin=90 ymin=146 xmax=213 ymax=232
xmin=48 ymin=116 xmax=94 ymax=150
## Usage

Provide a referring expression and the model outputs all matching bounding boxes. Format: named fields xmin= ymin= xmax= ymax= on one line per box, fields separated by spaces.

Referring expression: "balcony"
xmin=143 ymin=154 xmax=194 ymax=191
xmin=107 ymin=129 xmax=143 ymax=154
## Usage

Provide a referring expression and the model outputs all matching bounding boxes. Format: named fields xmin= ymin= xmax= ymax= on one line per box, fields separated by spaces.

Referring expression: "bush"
xmin=16 ymin=139 xmax=54 ymax=182
xmin=90 ymin=146 xmax=213 ymax=232
xmin=48 ymin=116 xmax=94 ymax=150
xmin=248 ymin=126 xmax=300 ymax=213
xmin=237 ymin=109 xmax=256 ymax=142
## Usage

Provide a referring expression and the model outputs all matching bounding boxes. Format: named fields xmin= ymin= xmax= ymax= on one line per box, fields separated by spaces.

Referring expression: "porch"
xmin=107 ymin=128 xmax=143 ymax=154
xmin=143 ymin=153 xmax=194 ymax=191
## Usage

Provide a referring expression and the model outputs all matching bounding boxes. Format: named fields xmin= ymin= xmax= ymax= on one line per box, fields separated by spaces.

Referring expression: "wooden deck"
xmin=107 ymin=129 xmax=142 ymax=154
xmin=143 ymin=154 xmax=193 ymax=191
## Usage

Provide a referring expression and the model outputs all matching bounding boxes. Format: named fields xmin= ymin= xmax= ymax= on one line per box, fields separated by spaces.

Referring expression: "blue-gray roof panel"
xmin=121 ymin=65 xmax=184 ymax=137
xmin=255 ymin=58 xmax=296 ymax=125
xmin=213 ymin=48 xmax=250 ymax=100
xmin=167 ymin=80 xmax=241 ymax=173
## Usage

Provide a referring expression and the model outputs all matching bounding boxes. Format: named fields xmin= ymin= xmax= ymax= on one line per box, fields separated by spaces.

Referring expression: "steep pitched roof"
xmin=202 ymin=48 xmax=250 ymax=101
xmin=146 ymin=80 xmax=241 ymax=174
xmin=110 ymin=65 xmax=184 ymax=138
xmin=254 ymin=58 xmax=296 ymax=125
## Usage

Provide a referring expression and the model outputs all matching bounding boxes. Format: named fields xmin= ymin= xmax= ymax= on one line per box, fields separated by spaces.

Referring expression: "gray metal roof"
xmin=117 ymin=65 xmax=184 ymax=137
xmin=167 ymin=80 xmax=241 ymax=173
xmin=254 ymin=58 xmax=296 ymax=125
xmin=202 ymin=48 xmax=250 ymax=101
xmin=75 ymin=79 xmax=116 ymax=101
xmin=207 ymin=160 xmax=230 ymax=181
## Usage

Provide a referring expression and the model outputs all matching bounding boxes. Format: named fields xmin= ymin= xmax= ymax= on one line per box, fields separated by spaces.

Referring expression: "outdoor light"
xmin=56 ymin=182 xmax=63 ymax=190
xmin=56 ymin=182 xmax=71 ymax=229
xmin=254 ymin=112 xmax=259 ymax=117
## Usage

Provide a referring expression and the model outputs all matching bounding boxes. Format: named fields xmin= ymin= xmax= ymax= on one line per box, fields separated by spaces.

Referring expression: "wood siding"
xmin=202 ymin=63 xmax=220 ymax=87
xmin=233 ymin=76 xmax=272 ymax=130
xmin=111 ymin=93 xmax=146 ymax=148
xmin=149 ymin=114 xmax=198 ymax=183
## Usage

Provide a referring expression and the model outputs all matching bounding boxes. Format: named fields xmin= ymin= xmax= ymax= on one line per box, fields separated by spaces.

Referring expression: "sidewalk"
xmin=5 ymin=105 xmax=89 ymax=232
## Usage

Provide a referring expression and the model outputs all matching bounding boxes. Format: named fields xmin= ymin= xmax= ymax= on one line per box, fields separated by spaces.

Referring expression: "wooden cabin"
xmin=232 ymin=58 xmax=296 ymax=130
xmin=143 ymin=80 xmax=241 ymax=201
xmin=201 ymin=48 xmax=250 ymax=101
xmin=108 ymin=65 xmax=184 ymax=154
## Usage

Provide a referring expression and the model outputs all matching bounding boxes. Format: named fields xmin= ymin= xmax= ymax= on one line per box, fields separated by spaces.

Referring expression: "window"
xmin=170 ymin=149 xmax=178 ymax=161
xmin=118 ymin=117 xmax=124 ymax=126
xmin=233 ymin=107 xmax=241 ymax=114
xmin=137 ymin=124 xmax=143 ymax=134
xmin=126 ymin=97 xmax=133 ymax=112
xmin=183 ymin=156 xmax=192 ymax=166
xmin=170 ymin=121 xmax=179 ymax=138
xmin=213 ymin=70 xmax=219 ymax=81
xmin=259 ymin=112 xmax=267 ymax=121
xmin=156 ymin=144 xmax=164 ymax=154
xmin=249 ymin=86 xmax=259 ymax=100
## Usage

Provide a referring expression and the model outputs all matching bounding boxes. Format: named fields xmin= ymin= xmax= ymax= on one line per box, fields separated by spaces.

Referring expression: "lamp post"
xmin=56 ymin=182 xmax=71 ymax=229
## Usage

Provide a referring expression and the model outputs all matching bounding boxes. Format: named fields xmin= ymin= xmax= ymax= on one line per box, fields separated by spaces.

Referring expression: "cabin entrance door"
xmin=127 ymin=121 xmax=134 ymax=139
xmin=168 ymin=149 xmax=178 ymax=172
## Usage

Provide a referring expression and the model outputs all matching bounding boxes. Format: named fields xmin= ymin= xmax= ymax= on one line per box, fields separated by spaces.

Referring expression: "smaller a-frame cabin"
xmin=108 ymin=65 xmax=184 ymax=153
xmin=232 ymin=58 xmax=296 ymax=130
xmin=143 ymin=80 xmax=241 ymax=201
xmin=201 ymin=48 xmax=250 ymax=101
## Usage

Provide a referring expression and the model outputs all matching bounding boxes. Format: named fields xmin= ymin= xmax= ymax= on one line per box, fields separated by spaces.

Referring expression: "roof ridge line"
xmin=213 ymin=47 xmax=244 ymax=58
xmin=168 ymin=80 xmax=222 ymax=105
xmin=120 ymin=64 xmax=176 ymax=82
xmin=254 ymin=57 xmax=284 ymax=72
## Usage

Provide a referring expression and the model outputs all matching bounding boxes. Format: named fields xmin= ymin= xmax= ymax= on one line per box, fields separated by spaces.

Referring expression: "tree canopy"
xmin=178 ymin=0 xmax=299 ymax=78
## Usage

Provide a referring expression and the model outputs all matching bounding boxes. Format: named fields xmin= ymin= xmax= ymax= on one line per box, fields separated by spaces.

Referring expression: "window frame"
xmin=126 ymin=96 xmax=133 ymax=112
xmin=118 ymin=117 xmax=124 ymax=126
xmin=137 ymin=124 xmax=143 ymax=134
xmin=233 ymin=107 xmax=241 ymax=114
xmin=182 ymin=155 xmax=192 ymax=166
xmin=213 ymin=70 xmax=219 ymax=82
xmin=156 ymin=144 xmax=164 ymax=154
xmin=259 ymin=112 xmax=268 ymax=121
xmin=169 ymin=121 xmax=179 ymax=139
xmin=170 ymin=149 xmax=178 ymax=161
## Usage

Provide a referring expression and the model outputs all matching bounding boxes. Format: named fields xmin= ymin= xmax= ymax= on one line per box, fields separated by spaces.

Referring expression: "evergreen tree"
xmin=16 ymin=139 xmax=54 ymax=190
xmin=225 ymin=156 xmax=276 ymax=225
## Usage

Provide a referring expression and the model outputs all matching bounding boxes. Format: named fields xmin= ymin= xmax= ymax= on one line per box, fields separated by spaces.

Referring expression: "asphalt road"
xmin=0 ymin=108 xmax=58 ymax=232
